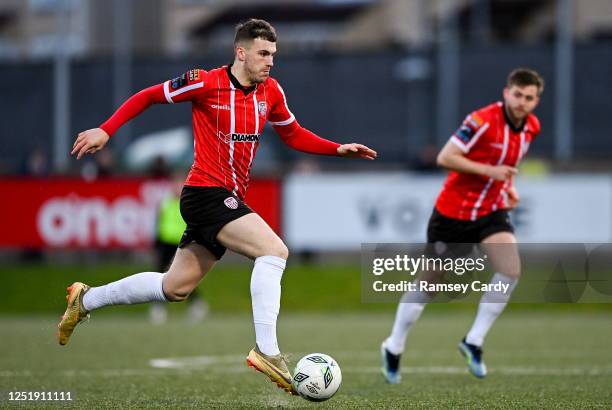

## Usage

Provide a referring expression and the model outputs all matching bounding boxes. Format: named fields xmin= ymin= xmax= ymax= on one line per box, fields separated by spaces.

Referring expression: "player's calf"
xmin=161 ymin=244 xmax=216 ymax=301
xmin=161 ymin=282 xmax=194 ymax=302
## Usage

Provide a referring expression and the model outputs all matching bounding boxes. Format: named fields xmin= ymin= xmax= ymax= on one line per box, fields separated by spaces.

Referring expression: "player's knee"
xmin=268 ymin=241 xmax=289 ymax=260
xmin=504 ymin=270 xmax=521 ymax=279
xmin=253 ymin=239 xmax=289 ymax=260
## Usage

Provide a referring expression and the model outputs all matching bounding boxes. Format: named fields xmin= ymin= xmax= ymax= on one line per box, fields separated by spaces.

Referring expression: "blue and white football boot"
xmin=380 ymin=341 xmax=402 ymax=384
xmin=458 ymin=338 xmax=487 ymax=378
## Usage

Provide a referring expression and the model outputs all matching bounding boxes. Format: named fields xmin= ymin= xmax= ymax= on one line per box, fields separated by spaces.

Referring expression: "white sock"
xmin=82 ymin=271 xmax=168 ymax=312
xmin=251 ymin=256 xmax=286 ymax=356
xmin=385 ymin=289 xmax=431 ymax=355
xmin=465 ymin=272 xmax=518 ymax=347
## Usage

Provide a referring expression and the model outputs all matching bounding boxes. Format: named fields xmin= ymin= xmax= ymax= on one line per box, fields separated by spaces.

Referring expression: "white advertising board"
xmin=284 ymin=173 xmax=612 ymax=251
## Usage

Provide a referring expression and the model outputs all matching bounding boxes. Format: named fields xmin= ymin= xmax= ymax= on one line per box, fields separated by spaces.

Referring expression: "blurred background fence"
xmin=1 ymin=0 xmax=611 ymax=268
xmin=2 ymin=41 xmax=612 ymax=174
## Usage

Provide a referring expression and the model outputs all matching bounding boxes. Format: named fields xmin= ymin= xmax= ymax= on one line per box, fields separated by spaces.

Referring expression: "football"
xmin=292 ymin=353 xmax=342 ymax=402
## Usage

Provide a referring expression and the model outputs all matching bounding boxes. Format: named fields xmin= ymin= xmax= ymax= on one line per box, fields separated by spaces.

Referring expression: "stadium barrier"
xmin=1 ymin=173 xmax=610 ymax=250
xmin=284 ymin=173 xmax=612 ymax=250
xmin=0 ymin=178 xmax=280 ymax=249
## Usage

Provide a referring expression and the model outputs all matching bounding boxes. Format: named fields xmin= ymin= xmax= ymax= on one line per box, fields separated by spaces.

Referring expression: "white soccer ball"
xmin=292 ymin=353 xmax=342 ymax=402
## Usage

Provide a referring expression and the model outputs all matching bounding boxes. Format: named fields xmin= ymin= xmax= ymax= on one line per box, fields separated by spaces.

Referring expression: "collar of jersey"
xmin=226 ymin=64 xmax=257 ymax=95
xmin=501 ymin=102 xmax=526 ymax=133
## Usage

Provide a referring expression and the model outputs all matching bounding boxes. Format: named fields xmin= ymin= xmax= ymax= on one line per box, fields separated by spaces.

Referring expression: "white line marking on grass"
xmin=0 ymin=367 xmax=247 ymax=378
xmin=343 ymin=366 xmax=612 ymax=376
xmin=149 ymin=354 xmax=244 ymax=369
xmin=148 ymin=354 xmax=612 ymax=376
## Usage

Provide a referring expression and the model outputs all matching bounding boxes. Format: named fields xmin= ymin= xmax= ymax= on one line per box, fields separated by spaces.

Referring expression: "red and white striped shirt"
xmin=435 ymin=102 xmax=541 ymax=221
xmin=100 ymin=65 xmax=340 ymax=199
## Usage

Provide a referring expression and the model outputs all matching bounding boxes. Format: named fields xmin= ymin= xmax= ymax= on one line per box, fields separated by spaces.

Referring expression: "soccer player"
xmin=381 ymin=68 xmax=543 ymax=383
xmin=58 ymin=18 xmax=377 ymax=394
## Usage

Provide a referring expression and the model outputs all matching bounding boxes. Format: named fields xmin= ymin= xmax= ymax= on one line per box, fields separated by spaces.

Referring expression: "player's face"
xmin=242 ymin=38 xmax=276 ymax=84
xmin=503 ymin=84 xmax=540 ymax=120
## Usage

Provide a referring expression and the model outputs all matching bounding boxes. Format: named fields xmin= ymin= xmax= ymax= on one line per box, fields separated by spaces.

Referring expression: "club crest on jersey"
xmin=224 ymin=197 xmax=239 ymax=210
xmin=217 ymin=131 xmax=260 ymax=143
xmin=257 ymin=102 xmax=267 ymax=117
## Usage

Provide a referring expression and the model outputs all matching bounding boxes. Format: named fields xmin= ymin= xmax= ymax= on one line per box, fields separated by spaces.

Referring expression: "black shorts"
xmin=178 ymin=186 xmax=253 ymax=260
xmin=426 ymin=208 xmax=514 ymax=253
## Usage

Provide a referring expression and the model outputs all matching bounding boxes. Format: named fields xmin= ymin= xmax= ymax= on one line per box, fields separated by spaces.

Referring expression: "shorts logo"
xmin=257 ymin=101 xmax=267 ymax=117
xmin=224 ymin=197 xmax=239 ymax=209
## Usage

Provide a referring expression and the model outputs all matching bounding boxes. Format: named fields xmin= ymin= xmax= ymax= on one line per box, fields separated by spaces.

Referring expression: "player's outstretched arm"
xmin=274 ymin=121 xmax=377 ymax=160
xmin=437 ymin=140 xmax=516 ymax=181
xmin=72 ymin=84 xmax=167 ymax=160
xmin=337 ymin=143 xmax=377 ymax=160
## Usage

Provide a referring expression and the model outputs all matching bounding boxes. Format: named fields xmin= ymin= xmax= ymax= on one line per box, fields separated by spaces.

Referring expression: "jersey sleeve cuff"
xmin=99 ymin=123 xmax=114 ymax=138
xmin=163 ymin=81 xmax=174 ymax=103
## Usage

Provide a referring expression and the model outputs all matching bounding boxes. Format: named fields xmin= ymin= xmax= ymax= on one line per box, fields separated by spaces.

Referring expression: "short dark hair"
xmin=234 ymin=19 xmax=277 ymax=45
xmin=507 ymin=68 xmax=545 ymax=95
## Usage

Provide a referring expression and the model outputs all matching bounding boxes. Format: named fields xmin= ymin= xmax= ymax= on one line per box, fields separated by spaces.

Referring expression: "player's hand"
xmin=337 ymin=143 xmax=377 ymax=160
xmin=71 ymin=128 xmax=110 ymax=160
xmin=484 ymin=165 xmax=517 ymax=181
xmin=506 ymin=186 xmax=520 ymax=209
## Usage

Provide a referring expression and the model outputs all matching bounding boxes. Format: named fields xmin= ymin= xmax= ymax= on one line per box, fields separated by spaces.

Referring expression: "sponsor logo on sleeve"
xmin=170 ymin=74 xmax=187 ymax=90
xmin=455 ymin=124 xmax=476 ymax=144
xmin=188 ymin=69 xmax=200 ymax=81
xmin=468 ymin=114 xmax=484 ymax=129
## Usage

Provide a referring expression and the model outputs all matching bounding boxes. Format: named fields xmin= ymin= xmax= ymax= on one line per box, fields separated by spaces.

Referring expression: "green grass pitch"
xmin=1 ymin=263 xmax=610 ymax=408
xmin=1 ymin=311 xmax=610 ymax=408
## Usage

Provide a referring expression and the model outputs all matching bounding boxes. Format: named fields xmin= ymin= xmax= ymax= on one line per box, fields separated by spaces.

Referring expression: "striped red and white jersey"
xmin=162 ymin=65 xmax=295 ymax=199
xmin=435 ymin=102 xmax=541 ymax=221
